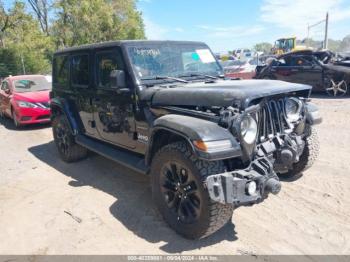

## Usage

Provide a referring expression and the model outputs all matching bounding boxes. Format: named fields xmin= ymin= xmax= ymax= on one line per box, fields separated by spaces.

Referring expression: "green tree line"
xmin=0 ymin=0 xmax=145 ymax=77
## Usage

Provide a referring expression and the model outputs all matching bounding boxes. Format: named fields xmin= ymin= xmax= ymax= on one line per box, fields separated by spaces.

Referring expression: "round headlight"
xmin=240 ymin=115 xmax=258 ymax=144
xmin=285 ymin=97 xmax=302 ymax=122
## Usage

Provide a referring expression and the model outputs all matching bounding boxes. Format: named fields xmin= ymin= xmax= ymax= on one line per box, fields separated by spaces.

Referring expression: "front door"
xmin=93 ymin=48 xmax=136 ymax=149
xmin=291 ymin=56 xmax=323 ymax=87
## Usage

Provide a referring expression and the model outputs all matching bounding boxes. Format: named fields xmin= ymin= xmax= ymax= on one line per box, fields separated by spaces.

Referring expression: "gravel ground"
xmin=0 ymin=96 xmax=349 ymax=255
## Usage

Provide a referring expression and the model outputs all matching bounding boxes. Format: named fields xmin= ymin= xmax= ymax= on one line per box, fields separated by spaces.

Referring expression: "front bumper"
xmin=205 ymin=157 xmax=281 ymax=206
xmin=15 ymin=107 xmax=51 ymax=124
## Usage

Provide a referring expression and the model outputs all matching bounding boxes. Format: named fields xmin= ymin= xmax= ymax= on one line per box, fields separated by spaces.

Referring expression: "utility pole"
xmin=306 ymin=12 xmax=329 ymax=50
xmin=307 ymin=23 xmax=310 ymax=47
xmin=324 ymin=12 xmax=329 ymax=49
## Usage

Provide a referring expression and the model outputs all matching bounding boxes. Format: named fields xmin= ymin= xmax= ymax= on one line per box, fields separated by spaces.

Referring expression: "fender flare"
xmin=305 ymin=102 xmax=322 ymax=125
xmin=50 ymin=97 xmax=80 ymax=135
xmin=146 ymin=114 xmax=242 ymax=165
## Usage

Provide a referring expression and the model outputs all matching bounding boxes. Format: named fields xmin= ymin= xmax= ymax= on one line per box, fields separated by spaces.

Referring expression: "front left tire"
xmin=150 ymin=141 xmax=234 ymax=239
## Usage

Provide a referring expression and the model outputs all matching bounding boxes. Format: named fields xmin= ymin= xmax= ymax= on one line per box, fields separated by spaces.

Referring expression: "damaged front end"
xmin=206 ymin=157 xmax=281 ymax=206
xmin=205 ymin=96 xmax=321 ymax=207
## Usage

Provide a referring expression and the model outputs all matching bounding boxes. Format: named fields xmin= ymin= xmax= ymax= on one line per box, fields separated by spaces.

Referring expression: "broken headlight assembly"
xmin=285 ymin=97 xmax=303 ymax=123
xmin=240 ymin=114 xmax=258 ymax=144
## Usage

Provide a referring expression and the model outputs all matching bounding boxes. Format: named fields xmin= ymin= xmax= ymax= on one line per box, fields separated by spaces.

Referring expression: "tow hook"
xmin=265 ymin=178 xmax=281 ymax=195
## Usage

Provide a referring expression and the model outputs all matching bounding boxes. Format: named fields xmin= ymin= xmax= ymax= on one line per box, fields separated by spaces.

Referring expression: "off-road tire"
xmin=52 ymin=114 xmax=88 ymax=162
xmin=279 ymin=125 xmax=319 ymax=179
xmin=151 ymin=141 xmax=234 ymax=239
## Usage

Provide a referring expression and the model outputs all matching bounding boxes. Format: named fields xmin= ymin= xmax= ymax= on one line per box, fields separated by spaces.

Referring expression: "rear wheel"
xmin=151 ymin=141 xmax=234 ymax=239
xmin=324 ymin=77 xmax=348 ymax=97
xmin=52 ymin=114 xmax=87 ymax=162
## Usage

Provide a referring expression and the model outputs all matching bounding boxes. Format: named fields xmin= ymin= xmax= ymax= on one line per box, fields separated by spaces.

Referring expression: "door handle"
xmin=291 ymin=69 xmax=299 ymax=72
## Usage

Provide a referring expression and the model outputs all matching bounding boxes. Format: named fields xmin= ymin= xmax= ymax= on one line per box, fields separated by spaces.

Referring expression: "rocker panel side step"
xmin=75 ymin=134 xmax=148 ymax=174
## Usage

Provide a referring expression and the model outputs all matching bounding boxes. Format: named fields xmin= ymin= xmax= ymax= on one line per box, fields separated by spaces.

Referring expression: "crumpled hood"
xmin=151 ymin=80 xmax=311 ymax=109
xmin=13 ymin=90 xmax=50 ymax=103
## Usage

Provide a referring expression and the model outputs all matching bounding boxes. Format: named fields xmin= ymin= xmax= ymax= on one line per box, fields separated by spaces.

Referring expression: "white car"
xmin=233 ymin=49 xmax=253 ymax=60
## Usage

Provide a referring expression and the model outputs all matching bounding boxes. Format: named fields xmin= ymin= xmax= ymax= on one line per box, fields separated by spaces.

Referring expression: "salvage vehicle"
xmin=255 ymin=50 xmax=350 ymax=97
xmin=50 ymin=41 xmax=321 ymax=239
xmin=0 ymin=75 xmax=51 ymax=127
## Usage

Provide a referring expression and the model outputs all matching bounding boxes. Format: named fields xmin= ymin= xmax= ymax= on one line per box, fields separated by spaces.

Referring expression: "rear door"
xmin=92 ymin=47 xmax=136 ymax=149
xmin=70 ymin=52 xmax=98 ymax=136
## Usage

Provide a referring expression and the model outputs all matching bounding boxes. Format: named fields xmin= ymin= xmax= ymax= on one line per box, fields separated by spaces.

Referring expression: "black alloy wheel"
xmin=54 ymin=119 xmax=70 ymax=156
xmin=52 ymin=114 xmax=87 ymax=162
xmin=160 ymin=161 xmax=201 ymax=224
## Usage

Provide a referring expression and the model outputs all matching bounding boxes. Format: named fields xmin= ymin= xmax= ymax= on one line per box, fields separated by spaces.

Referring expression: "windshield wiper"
xmin=178 ymin=73 xmax=223 ymax=80
xmin=141 ymin=75 xmax=189 ymax=83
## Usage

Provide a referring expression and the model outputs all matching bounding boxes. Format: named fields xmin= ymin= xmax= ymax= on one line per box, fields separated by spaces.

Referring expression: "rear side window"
xmin=53 ymin=55 xmax=69 ymax=86
xmin=96 ymin=49 xmax=125 ymax=88
xmin=71 ymin=54 xmax=89 ymax=86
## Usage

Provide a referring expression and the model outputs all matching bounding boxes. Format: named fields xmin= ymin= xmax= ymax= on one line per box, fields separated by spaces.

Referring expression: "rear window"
xmin=14 ymin=76 xmax=51 ymax=93
xmin=53 ymin=55 xmax=69 ymax=86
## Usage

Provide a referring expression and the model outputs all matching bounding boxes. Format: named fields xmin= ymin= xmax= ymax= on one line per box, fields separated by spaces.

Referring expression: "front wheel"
xmin=52 ymin=114 xmax=88 ymax=162
xmin=150 ymin=141 xmax=234 ymax=239
xmin=278 ymin=126 xmax=319 ymax=179
xmin=12 ymin=109 xmax=21 ymax=128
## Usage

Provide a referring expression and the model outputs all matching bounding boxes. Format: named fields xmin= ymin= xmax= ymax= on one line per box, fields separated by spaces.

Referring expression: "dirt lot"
xmin=0 ymin=96 xmax=350 ymax=255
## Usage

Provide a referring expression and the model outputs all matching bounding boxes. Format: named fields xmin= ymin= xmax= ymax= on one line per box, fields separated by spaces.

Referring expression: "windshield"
xmin=14 ymin=76 xmax=51 ymax=93
xmin=127 ymin=43 xmax=223 ymax=82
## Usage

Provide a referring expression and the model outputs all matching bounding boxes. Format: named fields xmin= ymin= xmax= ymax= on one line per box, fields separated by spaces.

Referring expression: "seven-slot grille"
xmin=257 ymin=99 xmax=292 ymax=142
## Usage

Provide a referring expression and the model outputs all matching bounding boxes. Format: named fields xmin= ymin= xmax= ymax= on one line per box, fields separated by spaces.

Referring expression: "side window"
xmin=96 ymin=50 xmax=125 ymax=88
xmin=293 ymin=57 xmax=312 ymax=67
xmin=53 ymin=55 xmax=69 ymax=86
xmin=71 ymin=54 xmax=89 ymax=87
xmin=275 ymin=58 xmax=287 ymax=66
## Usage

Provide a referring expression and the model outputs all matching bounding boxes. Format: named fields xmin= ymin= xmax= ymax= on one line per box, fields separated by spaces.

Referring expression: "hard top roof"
xmin=54 ymin=40 xmax=207 ymax=55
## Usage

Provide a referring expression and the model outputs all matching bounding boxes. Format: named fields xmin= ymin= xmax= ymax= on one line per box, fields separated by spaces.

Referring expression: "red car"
xmin=0 ymin=75 xmax=51 ymax=127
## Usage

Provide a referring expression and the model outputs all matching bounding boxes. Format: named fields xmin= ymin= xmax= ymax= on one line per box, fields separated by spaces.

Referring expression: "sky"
xmin=138 ymin=0 xmax=350 ymax=52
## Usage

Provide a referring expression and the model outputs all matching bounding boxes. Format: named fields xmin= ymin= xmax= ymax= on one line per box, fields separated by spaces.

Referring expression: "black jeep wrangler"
xmin=50 ymin=40 xmax=321 ymax=239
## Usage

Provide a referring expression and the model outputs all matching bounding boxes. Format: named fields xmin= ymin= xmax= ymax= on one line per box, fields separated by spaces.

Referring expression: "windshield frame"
xmin=124 ymin=42 xmax=223 ymax=85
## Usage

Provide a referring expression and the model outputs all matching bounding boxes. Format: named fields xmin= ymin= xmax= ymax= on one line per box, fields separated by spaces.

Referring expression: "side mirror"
xmin=110 ymin=70 xmax=127 ymax=89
